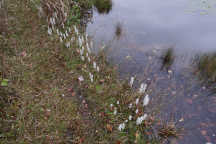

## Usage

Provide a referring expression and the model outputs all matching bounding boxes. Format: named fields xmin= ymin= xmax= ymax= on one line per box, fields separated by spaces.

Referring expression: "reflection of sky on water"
xmin=88 ymin=0 xmax=216 ymax=54
xmin=87 ymin=0 xmax=216 ymax=143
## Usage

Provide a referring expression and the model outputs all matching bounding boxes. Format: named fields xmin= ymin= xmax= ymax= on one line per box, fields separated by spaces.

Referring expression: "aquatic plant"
xmin=115 ymin=22 xmax=123 ymax=40
xmin=93 ymin=0 xmax=113 ymax=14
xmin=161 ymin=48 xmax=175 ymax=71
xmin=197 ymin=53 xmax=216 ymax=82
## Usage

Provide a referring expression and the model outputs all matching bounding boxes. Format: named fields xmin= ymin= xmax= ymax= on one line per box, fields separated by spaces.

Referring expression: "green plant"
xmin=1 ymin=79 xmax=8 ymax=86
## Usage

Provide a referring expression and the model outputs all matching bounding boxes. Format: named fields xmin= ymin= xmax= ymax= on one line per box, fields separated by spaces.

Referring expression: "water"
xmin=87 ymin=0 xmax=216 ymax=143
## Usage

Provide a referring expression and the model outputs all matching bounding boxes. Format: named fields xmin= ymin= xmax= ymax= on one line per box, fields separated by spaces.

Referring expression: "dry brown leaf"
xmin=106 ymin=124 xmax=113 ymax=132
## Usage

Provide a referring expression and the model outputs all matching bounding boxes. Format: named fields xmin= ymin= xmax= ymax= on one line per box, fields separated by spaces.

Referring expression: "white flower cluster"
xmin=129 ymin=77 xmax=135 ymax=87
xmin=139 ymin=83 xmax=147 ymax=94
xmin=44 ymin=5 xmax=152 ymax=133
xmin=118 ymin=123 xmax=125 ymax=131
xmin=111 ymin=81 xmax=151 ymax=131
xmin=136 ymin=114 xmax=148 ymax=125
xmin=45 ymin=9 xmax=103 ymax=84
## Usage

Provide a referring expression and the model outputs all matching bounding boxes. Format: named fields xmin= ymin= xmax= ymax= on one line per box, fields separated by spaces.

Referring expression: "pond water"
xmin=86 ymin=0 xmax=216 ymax=143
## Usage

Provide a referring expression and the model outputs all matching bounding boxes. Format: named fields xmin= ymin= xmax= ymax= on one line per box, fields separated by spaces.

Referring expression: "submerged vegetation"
xmin=0 ymin=0 xmax=180 ymax=143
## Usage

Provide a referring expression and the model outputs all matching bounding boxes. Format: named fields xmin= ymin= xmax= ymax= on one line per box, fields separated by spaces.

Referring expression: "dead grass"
xmin=0 ymin=0 xmax=181 ymax=143
xmin=0 ymin=0 xmax=85 ymax=143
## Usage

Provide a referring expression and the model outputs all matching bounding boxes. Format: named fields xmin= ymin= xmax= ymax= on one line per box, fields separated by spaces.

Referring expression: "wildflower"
xmin=88 ymin=57 xmax=91 ymax=62
xmin=78 ymin=76 xmax=84 ymax=82
xmin=54 ymin=12 xmax=57 ymax=18
xmin=113 ymin=107 xmax=117 ymax=115
xmin=117 ymin=101 xmax=119 ymax=105
xmin=128 ymin=115 xmax=132 ymax=121
xmin=118 ymin=123 xmax=125 ymax=131
xmin=48 ymin=27 xmax=52 ymax=35
xmin=86 ymin=43 xmax=91 ymax=53
xmin=74 ymin=26 xmax=79 ymax=35
xmin=78 ymin=37 xmax=82 ymax=47
xmin=65 ymin=31 xmax=68 ymax=37
xmin=139 ymin=83 xmax=147 ymax=93
xmin=71 ymin=37 xmax=75 ymax=42
xmin=63 ymin=34 xmax=66 ymax=39
xmin=135 ymin=98 xmax=139 ymax=105
xmin=110 ymin=104 xmax=113 ymax=108
xmin=96 ymin=66 xmax=100 ymax=72
xmin=60 ymin=37 xmax=63 ymax=43
xmin=81 ymin=56 xmax=85 ymax=61
xmin=65 ymin=42 xmax=70 ymax=48
xmin=125 ymin=120 xmax=128 ymax=123
xmin=136 ymin=114 xmax=147 ymax=125
xmin=51 ymin=17 xmax=55 ymax=25
xmin=143 ymin=94 xmax=150 ymax=106
xmin=93 ymin=62 xmax=97 ymax=69
xmin=81 ymin=36 xmax=85 ymax=44
xmin=56 ymin=29 xmax=59 ymax=35
xmin=89 ymin=73 xmax=93 ymax=82
xmin=129 ymin=77 xmax=135 ymax=87
xmin=135 ymin=109 xmax=139 ymax=114
xmin=80 ymin=48 xmax=84 ymax=56
xmin=128 ymin=103 xmax=133 ymax=109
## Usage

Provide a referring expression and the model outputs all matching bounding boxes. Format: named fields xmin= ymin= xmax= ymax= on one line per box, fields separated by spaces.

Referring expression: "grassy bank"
xmin=0 ymin=0 xmax=179 ymax=143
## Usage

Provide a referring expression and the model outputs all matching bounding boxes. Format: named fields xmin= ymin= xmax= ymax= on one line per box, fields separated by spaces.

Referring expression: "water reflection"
xmin=93 ymin=0 xmax=113 ymax=14
xmin=87 ymin=0 xmax=216 ymax=143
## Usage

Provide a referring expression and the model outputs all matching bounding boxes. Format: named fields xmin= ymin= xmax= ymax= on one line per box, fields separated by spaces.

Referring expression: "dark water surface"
xmin=87 ymin=0 xmax=216 ymax=143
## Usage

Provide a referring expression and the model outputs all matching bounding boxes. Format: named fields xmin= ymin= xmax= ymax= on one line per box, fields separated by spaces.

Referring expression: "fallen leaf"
xmin=106 ymin=124 xmax=113 ymax=132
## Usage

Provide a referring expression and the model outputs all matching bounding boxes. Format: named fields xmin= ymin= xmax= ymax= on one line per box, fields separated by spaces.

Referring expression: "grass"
xmin=0 ymin=0 xmax=180 ymax=143
xmin=196 ymin=52 xmax=216 ymax=83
